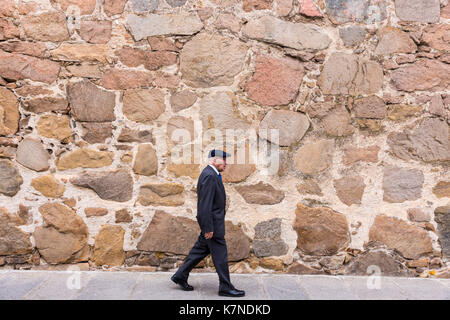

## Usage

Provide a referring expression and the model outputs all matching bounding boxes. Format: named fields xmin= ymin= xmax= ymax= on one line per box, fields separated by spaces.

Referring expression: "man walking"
xmin=171 ymin=149 xmax=245 ymax=297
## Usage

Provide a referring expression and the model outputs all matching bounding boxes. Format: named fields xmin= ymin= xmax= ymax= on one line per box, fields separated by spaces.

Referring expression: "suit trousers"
xmin=173 ymin=232 xmax=234 ymax=291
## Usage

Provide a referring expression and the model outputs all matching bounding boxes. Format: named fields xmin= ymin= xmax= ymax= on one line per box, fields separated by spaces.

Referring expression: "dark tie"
xmin=218 ymin=173 xmax=222 ymax=182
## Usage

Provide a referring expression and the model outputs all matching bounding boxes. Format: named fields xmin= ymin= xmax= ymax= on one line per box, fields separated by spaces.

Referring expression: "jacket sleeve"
xmin=198 ymin=174 xmax=216 ymax=234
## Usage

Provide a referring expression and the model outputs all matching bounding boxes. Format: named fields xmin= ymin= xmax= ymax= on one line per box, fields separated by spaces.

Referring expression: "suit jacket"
xmin=196 ymin=165 xmax=226 ymax=238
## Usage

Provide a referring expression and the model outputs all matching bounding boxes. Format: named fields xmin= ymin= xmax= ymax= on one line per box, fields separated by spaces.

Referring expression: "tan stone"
xmin=50 ymin=43 xmax=110 ymax=63
xmin=433 ymin=181 xmax=450 ymax=199
xmin=407 ymin=208 xmax=430 ymax=222
xmin=137 ymin=183 xmax=184 ymax=206
xmin=34 ymin=202 xmax=89 ymax=264
xmin=180 ymin=33 xmax=247 ymax=88
xmin=342 ymin=145 xmax=380 ymax=166
xmin=84 ymin=207 xmax=108 ymax=218
xmin=167 ymin=116 xmax=194 ymax=144
xmin=31 ymin=175 xmax=65 ymax=198
xmin=21 ymin=11 xmax=69 ymax=42
xmin=93 ymin=225 xmax=125 ymax=266
xmin=56 ymin=148 xmax=113 ymax=171
xmin=294 ymin=203 xmax=350 ymax=256
xmin=214 ymin=13 xmax=240 ymax=34
xmin=66 ymin=64 xmax=102 ymax=78
xmin=117 ymin=127 xmax=153 ymax=143
xmin=0 ymin=207 xmax=32 ymax=255
xmin=37 ymin=114 xmax=72 ymax=143
xmin=133 ymin=144 xmax=158 ymax=176
xmin=244 ymin=55 xmax=304 ymax=106
xmin=243 ymin=0 xmax=272 ymax=11
xmin=387 ymin=104 xmax=422 ymax=121
xmin=294 ymin=139 xmax=334 ymax=176
xmin=123 ymin=89 xmax=165 ymax=123
xmin=235 ymin=181 xmax=284 ymax=205
xmin=14 ymin=85 xmax=53 ymax=98
xmin=167 ymin=163 xmax=200 ymax=179
xmin=0 ymin=87 xmax=19 ymax=136
xmin=115 ymin=209 xmax=132 ymax=223
xmin=225 ymin=221 xmax=251 ymax=261
xmin=369 ymin=215 xmax=433 ymax=259
xmin=147 ymin=36 xmax=180 ymax=51
xmin=333 ymin=175 xmax=366 ymax=206
xmin=137 ymin=210 xmax=199 ymax=255
xmin=259 ymin=257 xmax=284 ymax=271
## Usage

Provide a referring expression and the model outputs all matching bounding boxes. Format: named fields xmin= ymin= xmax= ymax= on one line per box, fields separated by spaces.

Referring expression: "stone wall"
xmin=0 ymin=0 xmax=449 ymax=278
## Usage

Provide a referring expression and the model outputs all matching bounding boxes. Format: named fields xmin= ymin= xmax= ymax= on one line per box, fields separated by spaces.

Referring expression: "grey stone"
xmin=242 ymin=16 xmax=331 ymax=51
xmin=130 ymin=0 xmax=159 ymax=13
xmin=325 ymin=0 xmax=387 ymax=24
xmin=387 ymin=118 xmax=450 ymax=163
xmin=166 ymin=0 xmax=187 ymax=7
xmin=434 ymin=206 xmax=450 ymax=259
xmin=383 ymin=166 xmax=424 ymax=203
xmin=258 ymin=110 xmax=309 ymax=147
xmin=126 ymin=13 xmax=203 ymax=41
xmin=339 ymin=26 xmax=366 ymax=47
xmin=70 ymin=169 xmax=134 ymax=202
xmin=394 ymin=0 xmax=440 ymax=23
xmin=344 ymin=249 xmax=412 ymax=277
xmin=16 ymin=136 xmax=50 ymax=172
xmin=0 ymin=159 xmax=23 ymax=196
xmin=253 ymin=218 xmax=288 ymax=257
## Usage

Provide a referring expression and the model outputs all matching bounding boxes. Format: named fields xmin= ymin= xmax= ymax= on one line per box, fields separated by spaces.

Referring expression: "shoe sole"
xmin=171 ymin=277 xmax=194 ymax=291
xmin=218 ymin=292 xmax=245 ymax=297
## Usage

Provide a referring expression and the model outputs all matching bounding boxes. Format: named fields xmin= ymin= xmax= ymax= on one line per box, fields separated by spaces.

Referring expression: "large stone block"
xmin=293 ymin=203 xmax=350 ymax=256
xmin=242 ymin=15 xmax=331 ymax=51
xmin=369 ymin=215 xmax=432 ymax=259
xmin=394 ymin=0 xmax=440 ymax=23
xmin=180 ymin=33 xmax=247 ymax=88
xmin=93 ymin=225 xmax=125 ymax=266
xmin=382 ymin=166 xmax=424 ymax=203
xmin=324 ymin=0 xmax=387 ymax=24
xmin=0 ymin=207 xmax=32 ymax=255
xmin=258 ymin=110 xmax=309 ymax=146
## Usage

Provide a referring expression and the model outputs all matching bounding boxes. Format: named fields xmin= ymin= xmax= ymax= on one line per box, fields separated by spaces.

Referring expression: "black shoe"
xmin=171 ymin=275 xmax=194 ymax=291
xmin=218 ymin=288 xmax=245 ymax=297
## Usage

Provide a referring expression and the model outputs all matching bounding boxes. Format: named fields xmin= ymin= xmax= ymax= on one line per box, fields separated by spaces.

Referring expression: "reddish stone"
xmin=100 ymin=69 xmax=154 ymax=90
xmin=243 ymin=0 xmax=272 ymax=12
xmin=147 ymin=36 xmax=180 ymax=51
xmin=79 ymin=20 xmax=112 ymax=44
xmin=51 ymin=0 xmax=96 ymax=15
xmin=391 ymin=59 xmax=450 ymax=92
xmin=0 ymin=0 xmax=15 ymax=17
xmin=0 ymin=41 xmax=47 ymax=58
xmin=0 ymin=18 xmax=19 ymax=40
xmin=104 ymin=0 xmax=127 ymax=16
xmin=422 ymin=24 xmax=450 ymax=52
xmin=0 ymin=50 xmax=60 ymax=84
xmin=244 ymin=55 xmax=304 ymax=106
xmin=299 ymin=0 xmax=323 ymax=17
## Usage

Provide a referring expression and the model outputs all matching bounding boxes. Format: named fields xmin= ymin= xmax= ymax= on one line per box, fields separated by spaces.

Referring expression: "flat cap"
xmin=208 ymin=149 xmax=230 ymax=158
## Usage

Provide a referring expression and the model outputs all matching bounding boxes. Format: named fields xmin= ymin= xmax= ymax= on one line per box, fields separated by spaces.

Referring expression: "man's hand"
xmin=204 ymin=232 xmax=213 ymax=240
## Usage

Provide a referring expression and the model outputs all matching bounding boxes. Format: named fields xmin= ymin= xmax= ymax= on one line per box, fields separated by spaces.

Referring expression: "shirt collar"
xmin=208 ymin=164 xmax=220 ymax=175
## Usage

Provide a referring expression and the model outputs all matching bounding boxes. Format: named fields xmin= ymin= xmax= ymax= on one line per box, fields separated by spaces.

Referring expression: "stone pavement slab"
xmin=0 ymin=271 xmax=448 ymax=300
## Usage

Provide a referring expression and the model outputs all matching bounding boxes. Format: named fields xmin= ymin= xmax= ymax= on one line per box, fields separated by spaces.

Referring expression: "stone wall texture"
xmin=0 ymin=0 xmax=449 ymax=278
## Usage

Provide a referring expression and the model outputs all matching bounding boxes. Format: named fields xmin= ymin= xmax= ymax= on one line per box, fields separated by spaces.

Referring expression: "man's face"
xmin=214 ymin=157 xmax=227 ymax=172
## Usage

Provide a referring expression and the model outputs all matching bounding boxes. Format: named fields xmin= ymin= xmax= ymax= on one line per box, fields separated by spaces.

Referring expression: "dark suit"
xmin=173 ymin=165 xmax=234 ymax=291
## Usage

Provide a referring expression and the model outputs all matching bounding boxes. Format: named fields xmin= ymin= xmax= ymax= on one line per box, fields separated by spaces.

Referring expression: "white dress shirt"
xmin=208 ymin=164 xmax=220 ymax=175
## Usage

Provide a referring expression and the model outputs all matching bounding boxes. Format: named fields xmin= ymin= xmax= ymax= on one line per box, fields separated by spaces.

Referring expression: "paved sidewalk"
xmin=0 ymin=270 xmax=448 ymax=300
